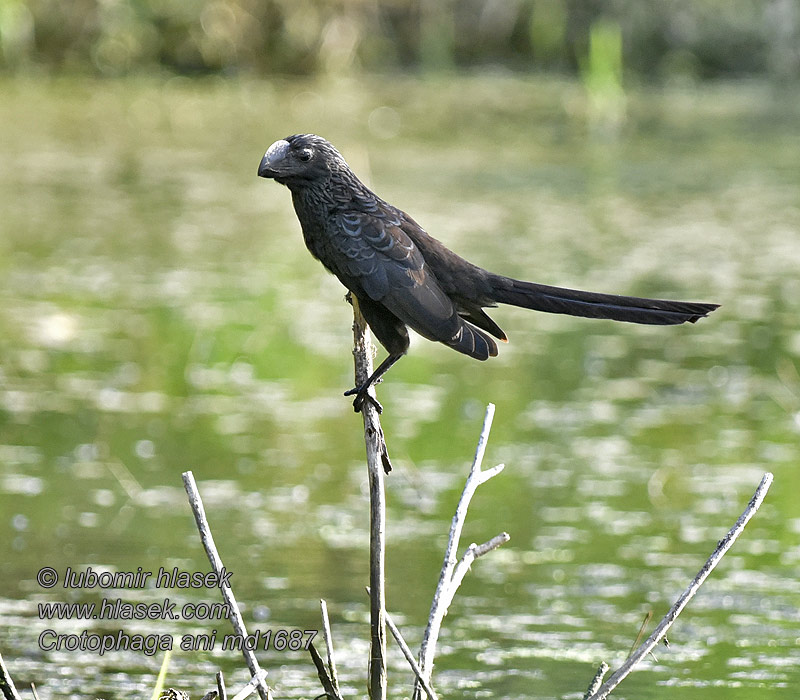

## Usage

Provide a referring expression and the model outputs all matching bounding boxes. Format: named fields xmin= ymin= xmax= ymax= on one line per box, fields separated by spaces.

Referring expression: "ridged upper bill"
xmin=258 ymin=139 xmax=290 ymax=177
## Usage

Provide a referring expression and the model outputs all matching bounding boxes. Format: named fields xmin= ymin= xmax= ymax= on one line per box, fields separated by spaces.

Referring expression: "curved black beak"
xmin=258 ymin=139 xmax=290 ymax=178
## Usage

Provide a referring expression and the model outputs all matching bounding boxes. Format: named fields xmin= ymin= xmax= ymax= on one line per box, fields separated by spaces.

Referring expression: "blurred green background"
xmin=1 ymin=2 xmax=800 ymax=699
xmin=1 ymin=0 xmax=798 ymax=81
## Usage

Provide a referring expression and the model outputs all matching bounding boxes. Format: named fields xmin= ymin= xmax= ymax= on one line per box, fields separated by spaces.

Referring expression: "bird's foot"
xmin=344 ymin=385 xmax=383 ymax=414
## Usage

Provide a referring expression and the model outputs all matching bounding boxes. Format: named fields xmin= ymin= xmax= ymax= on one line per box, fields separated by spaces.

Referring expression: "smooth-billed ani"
xmin=257 ymin=134 xmax=718 ymax=413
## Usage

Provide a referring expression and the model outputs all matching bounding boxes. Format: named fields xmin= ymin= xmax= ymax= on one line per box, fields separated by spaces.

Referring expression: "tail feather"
xmin=489 ymin=276 xmax=719 ymax=326
xmin=446 ymin=320 xmax=498 ymax=360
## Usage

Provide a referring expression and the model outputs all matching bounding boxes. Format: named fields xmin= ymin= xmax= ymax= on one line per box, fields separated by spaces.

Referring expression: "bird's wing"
xmin=328 ymin=210 xmax=461 ymax=343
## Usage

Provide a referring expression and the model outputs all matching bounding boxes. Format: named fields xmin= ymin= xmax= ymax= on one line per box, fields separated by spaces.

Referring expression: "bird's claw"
xmin=355 ymin=393 xmax=383 ymax=414
xmin=345 ymin=386 xmax=383 ymax=414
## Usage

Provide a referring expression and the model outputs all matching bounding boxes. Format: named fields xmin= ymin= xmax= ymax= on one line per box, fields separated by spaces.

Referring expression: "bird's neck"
xmin=289 ymin=171 xmax=375 ymax=218
xmin=288 ymin=173 xmax=379 ymax=263
xmin=287 ymin=177 xmax=348 ymax=261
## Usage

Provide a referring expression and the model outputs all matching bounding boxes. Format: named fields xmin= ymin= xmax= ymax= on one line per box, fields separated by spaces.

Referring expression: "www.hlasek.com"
xmin=36 ymin=566 xmax=317 ymax=656
xmin=39 ymin=596 xmax=230 ymax=622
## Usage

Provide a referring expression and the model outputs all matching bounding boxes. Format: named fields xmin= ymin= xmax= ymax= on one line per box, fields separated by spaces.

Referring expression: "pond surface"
xmin=1 ymin=75 xmax=799 ymax=699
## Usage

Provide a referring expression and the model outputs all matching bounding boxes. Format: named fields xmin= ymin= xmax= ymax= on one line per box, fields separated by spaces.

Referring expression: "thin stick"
xmin=351 ymin=298 xmax=388 ymax=700
xmin=29 ymin=685 xmax=40 ymax=700
xmin=0 ymin=651 xmax=22 ymax=700
xmin=443 ymin=532 xmax=510 ymax=615
xmin=585 ymin=472 xmax=774 ymax=700
xmin=350 ymin=294 xmax=393 ymax=473
xmin=582 ymin=662 xmax=608 ymax=700
xmin=365 ymin=587 xmax=439 ymax=700
xmin=628 ymin=611 xmax=653 ymax=658
xmin=319 ymin=599 xmax=341 ymax=695
xmin=229 ymin=670 xmax=268 ymax=700
xmin=216 ymin=671 xmax=227 ymax=700
xmin=308 ymin=642 xmax=344 ymax=700
xmin=182 ymin=471 xmax=272 ymax=700
xmin=150 ymin=648 xmax=172 ymax=700
xmin=415 ymin=404 xmax=507 ymax=699
xmin=391 ymin=620 xmax=439 ymax=700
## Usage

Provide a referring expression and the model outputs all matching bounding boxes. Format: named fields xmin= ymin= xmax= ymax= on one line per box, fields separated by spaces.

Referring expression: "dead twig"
xmin=584 ymin=471 xmax=774 ymax=700
xmin=0 ymin=651 xmax=22 ymax=700
xmin=215 ymin=671 xmax=227 ymax=700
xmin=308 ymin=642 xmax=344 ymax=700
xmin=350 ymin=298 xmax=389 ymax=700
xmin=182 ymin=471 xmax=273 ymax=700
xmin=582 ymin=663 xmax=608 ymax=700
xmin=319 ymin=600 xmax=341 ymax=696
xmin=229 ymin=671 xmax=268 ymax=700
xmin=363 ymin=587 xmax=438 ymax=700
xmin=414 ymin=403 xmax=508 ymax=699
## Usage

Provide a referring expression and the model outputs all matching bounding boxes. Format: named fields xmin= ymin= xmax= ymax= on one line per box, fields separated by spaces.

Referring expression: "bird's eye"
xmin=297 ymin=149 xmax=312 ymax=162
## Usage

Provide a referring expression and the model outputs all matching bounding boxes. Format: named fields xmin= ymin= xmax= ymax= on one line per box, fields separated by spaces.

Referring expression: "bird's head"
xmin=257 ymin=134 xmax=344 ymax=186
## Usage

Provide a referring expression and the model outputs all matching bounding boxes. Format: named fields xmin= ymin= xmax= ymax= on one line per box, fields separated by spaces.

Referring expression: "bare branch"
xmin=415 ymin=404 xmax=509 ymax=699
xmin=319 ymin=599 xmax=340 ymax=696
xmin=445 ymin=533 xmax=511 ymax=611
xmin=229 ymin=670 xmax=268 ymax=700
xmin=585 ymin=472 xmax=774 ymax=700
xmin=182 ymin=471 xmax=273 ymax=700
xmin=308 ymin=643 xmax=344 ymax=700
xmin=0 ymin=651 xmax=22 ymax=700
xmin=351 ymin=298 xmax=388 ymax=700
xmin=470 ymin=532 xmax=511 ymax=559
xmin=216 ymin=671 xmax=227 ymax=700
xmin=583 ymin=663 xmax=608 ymax=700
xmin=386 ymin=614 xmax=439 ymax=700
xmin=350 ymin=294 xmax=393 ymax=473
xmin=477 ymin=463 xmax=505 ymax=485
xmin=365 ymin=587 xmax=439 ymax=700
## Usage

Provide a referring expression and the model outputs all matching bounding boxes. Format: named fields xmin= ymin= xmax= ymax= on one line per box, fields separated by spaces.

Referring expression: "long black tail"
xmin=488 ymin=275 xmax=719 ymax=326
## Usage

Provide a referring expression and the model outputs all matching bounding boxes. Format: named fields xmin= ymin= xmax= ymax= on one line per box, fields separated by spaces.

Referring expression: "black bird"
xmin=258 ymin=134 xmax=718 ymax=413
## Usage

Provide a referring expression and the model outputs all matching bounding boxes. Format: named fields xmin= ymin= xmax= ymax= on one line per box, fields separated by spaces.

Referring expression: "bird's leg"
xmin=345 ymin=352 xmax=404 ymax=414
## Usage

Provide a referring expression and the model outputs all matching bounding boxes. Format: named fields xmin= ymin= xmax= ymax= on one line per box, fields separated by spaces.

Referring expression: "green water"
xmin=1 ymin=76 xmax=799 ymax=699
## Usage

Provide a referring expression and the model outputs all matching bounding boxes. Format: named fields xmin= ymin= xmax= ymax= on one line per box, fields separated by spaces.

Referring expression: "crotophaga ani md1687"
xmin=258 ymin=134 xmax=718 ymax=413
